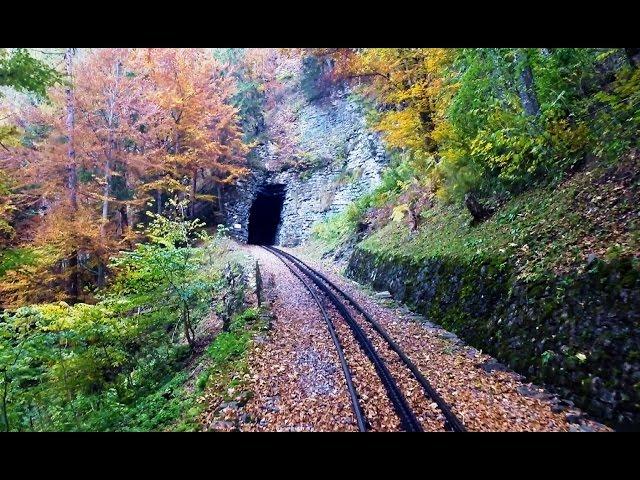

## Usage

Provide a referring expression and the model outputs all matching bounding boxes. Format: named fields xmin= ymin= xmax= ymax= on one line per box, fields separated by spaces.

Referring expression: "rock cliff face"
xmin=223 ymin=74 xmax=388 ymax=246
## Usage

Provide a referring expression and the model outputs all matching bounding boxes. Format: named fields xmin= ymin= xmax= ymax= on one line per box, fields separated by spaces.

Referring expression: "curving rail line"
xmin=263 ymin=246 xmax=367 ymax=431
xmin=268 ymin=246 xmax=467 ymax=433
xmin=261 ymin=245 xmax=466 ymax=432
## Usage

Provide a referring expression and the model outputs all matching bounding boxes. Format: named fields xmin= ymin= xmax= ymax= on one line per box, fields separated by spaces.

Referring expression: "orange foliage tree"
xmin=0 ymin=48 xmax=249 ymax=307
xmin=136 ymin=48 xmax=248 ymax=217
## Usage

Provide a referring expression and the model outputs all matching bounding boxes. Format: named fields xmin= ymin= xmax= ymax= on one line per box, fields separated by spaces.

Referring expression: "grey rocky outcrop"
xmin=223 ymin=85 xmax=388 ymax=246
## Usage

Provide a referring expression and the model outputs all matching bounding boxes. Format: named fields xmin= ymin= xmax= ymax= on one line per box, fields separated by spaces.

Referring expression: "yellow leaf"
xmin=391 ymin=204 xmax=409 ymax=223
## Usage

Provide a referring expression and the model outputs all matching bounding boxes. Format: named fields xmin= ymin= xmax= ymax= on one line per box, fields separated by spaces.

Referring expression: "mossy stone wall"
xmin=347 ymin=247 xmax=640 ymax=430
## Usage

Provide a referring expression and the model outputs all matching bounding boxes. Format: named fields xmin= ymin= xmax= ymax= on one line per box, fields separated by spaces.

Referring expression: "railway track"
xmin=260 ymin=245 xmax=466 ymax=432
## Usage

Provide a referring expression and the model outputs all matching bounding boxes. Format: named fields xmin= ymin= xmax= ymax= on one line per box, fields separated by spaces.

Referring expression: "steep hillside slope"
xmin=339 ymin=153 xmax=640 ymax=429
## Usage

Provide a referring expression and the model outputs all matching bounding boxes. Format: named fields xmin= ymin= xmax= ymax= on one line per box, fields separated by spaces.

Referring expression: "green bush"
xmin=0 ymin=202 xmax=232 ymax=432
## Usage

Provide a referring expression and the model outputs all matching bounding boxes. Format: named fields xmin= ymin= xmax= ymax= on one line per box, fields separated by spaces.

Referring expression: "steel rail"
xmin=264 ymin=246 xmax=423 ymax=432
xmin=258 ymin=246 xmax=367 ymax=431
xmin=270 ymin=246 xmax=467 ymax=432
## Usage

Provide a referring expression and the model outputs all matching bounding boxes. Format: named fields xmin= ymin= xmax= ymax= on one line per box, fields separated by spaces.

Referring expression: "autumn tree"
xmin=137 ymin=48 xmax=248 ymax=218
xmin=0 ymin=49 xmax=60 ymax=247
xmin=304 ymin=48 xmax=621 ymax=203
xmin=301 ymin=48 xmax=456 ymax=166
xmin=0 ymin=48 xmax=250 ymax=307
xmin=0 ymin=57 xmax=103 ymax=305
xmin=0 ymin=48 xmax=90 ymax=305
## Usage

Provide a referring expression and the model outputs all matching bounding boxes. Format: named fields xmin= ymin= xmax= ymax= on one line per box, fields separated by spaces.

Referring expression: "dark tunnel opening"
xmin=247 ymin=184 xmax=286 ymax=245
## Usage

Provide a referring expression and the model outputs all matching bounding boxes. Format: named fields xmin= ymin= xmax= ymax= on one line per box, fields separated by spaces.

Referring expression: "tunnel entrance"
xmin=247 ymin=184 xmax=286 ymax=245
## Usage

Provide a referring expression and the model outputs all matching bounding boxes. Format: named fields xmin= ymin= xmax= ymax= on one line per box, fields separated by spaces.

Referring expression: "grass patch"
xmin=208 ymin=331 xmax=251 ymax=365
xmin=118 ymin=372 xmax=202 ymax=432
xmin=359 ymin=156 xmax=639 ymax=283
xmin=311 ymin=193 xmax=375 ymax=252
xmin=197 ymin=306 xmax=266 ymax=402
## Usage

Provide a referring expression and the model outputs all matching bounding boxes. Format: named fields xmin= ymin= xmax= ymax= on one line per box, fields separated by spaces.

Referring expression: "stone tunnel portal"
xmin=247 ymin=184 xmax=286 ymax=245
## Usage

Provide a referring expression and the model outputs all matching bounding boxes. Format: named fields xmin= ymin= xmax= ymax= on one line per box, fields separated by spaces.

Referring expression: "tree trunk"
xmin=64 ymin=48 xmax=78 ymax=210
xmin=124 ymin=170 xmax=134 ymax=232
xmin=217 ymin=184 xmax=224 ymax=214
xmin=488 ymin=48 xmax=510 ymax=108
xmin=101 ymin=58 xmax=121 ymax=240
xmin=97 ymin=264 xmax=105 ymax=288
xmin=156 ymin=189 xmax=162 ymax=214
xmin=2 ymin=373 xmax=9 ymax=432
xmin=101 ymin=158 xmax=111 ymax=238
xmin=190 ymin=168 xmax=197 ymax=218
xmin=98 ymin=157 xmax=109 ymax=288
xmin=99 ymin=134 xmax=116 ymax=289
xmin=67 ymin=252 xmax=79 ymax=301
xmin=409 ymin=205 xmax=419 ymax=231
xmin=64 ymin=48 xmax=79 ymax=303
xmin=465 ymin=192 xmax=492 ymax=223
xmin=516 ymin=49 xmax=540 ymax=117
xmin=116 ymin=206 xmax=128 ymax=237
xmin=183 ymin=304 xmax=195 ymax=348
